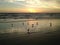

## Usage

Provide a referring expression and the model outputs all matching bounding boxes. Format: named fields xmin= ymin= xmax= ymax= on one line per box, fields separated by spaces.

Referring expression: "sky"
xmin=0 ymin=0 xmax=60 ymax=13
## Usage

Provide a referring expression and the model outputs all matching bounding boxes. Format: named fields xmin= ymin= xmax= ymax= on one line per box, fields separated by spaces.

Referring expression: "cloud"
xmin=0 ymin=0 xmax=28 ymax=8
xmin=0 ymin=0 xmax=60 ymax=9
xmin=0 ymin=1 xmax=26 ymax=8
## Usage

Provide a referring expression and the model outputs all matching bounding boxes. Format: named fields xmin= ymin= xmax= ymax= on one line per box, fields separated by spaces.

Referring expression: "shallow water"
xmin=0 ymin=19 xmax=60 ymax=33
xmin=0 ymin=19 xmax=60 ymax=45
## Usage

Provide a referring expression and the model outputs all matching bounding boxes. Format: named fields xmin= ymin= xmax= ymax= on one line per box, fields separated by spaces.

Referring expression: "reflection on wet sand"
xmin=0 ymin=19 xmax=60 ymax=33
xmin=0 ymin=19 xmax=60 ymax=45
xmin=0 ymin=19 xmax=59 ymax=34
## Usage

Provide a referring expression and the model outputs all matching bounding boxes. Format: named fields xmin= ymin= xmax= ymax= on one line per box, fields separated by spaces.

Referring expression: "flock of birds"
xmin=11 ymin=22 xmax=52 ymax=34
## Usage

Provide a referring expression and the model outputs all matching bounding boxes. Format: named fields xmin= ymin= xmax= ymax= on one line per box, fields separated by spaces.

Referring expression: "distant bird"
xmin=27 ymin=22 xmax=29 ymax=25
xmin=32 ymin=24 xmax=34 ymax=28
xmin=22 ymin=22 xmax=24 ymax=25
xmin=50 ymin=22 xmax=52 ymax=27
xmin=11 ymin=24 xmax=13 ymax=27
xmin=36 ymin=22 xmax=38 ymax=25
xmin=27 ymin=28 xmax=30 ymax=34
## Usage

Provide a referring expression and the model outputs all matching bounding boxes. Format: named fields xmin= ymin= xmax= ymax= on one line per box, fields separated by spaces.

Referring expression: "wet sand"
xmin=0 ymin=19 xmax=60 ymax=45
xmin=0 ymin=27 xmax=60 ymax=45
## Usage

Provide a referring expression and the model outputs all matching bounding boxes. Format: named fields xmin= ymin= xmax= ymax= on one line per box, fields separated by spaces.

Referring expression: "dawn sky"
xmin=0 ymin=0 xmax=60 ymax=13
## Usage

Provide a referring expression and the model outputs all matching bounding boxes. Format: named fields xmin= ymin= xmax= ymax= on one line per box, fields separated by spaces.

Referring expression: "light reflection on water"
xmin=0 ymin=19 xmax=60 ymax=34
